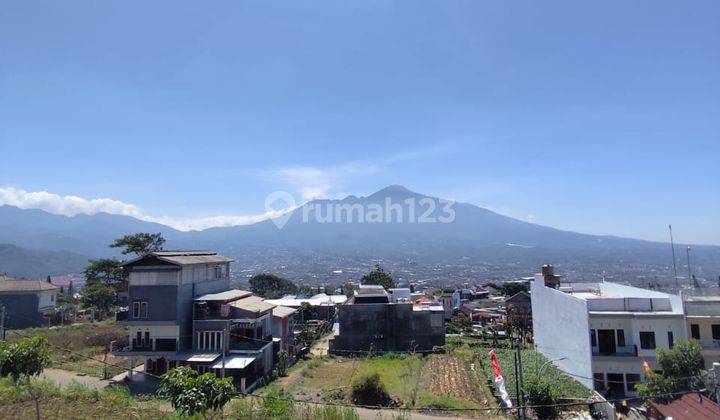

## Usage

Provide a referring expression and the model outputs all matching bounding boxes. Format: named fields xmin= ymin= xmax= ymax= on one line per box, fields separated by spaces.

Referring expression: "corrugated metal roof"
xmin=195 ymin=289 xmax=251 ymax=302
xmin=211 ymin=355 xmax=256 ymax=370
xmin=651 ymin=393 xmax=720 ymax=420
xmin=272 ymin=305 xmax=297 ymax=318
xmin=229 ymin=296 xmax=275 ymax=313
xmin=123 ymin=250 xmax=234 ymax=266
xmin=0 ymin=279 xmax=59 ymax=293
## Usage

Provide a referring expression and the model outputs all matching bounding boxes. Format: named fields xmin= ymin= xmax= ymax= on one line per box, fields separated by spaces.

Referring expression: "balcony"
xmin=697 ymin=339 xmax=720 ymax=350
xmin=111 ymin=337 xmax=178 ymax=354
xmin=228 ymin=335 xmax=273 ymax=352
xmin=592 ymin=344 xmax=638 ymax=357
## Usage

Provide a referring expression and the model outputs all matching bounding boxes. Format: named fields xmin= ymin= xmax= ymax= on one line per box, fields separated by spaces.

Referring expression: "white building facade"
xmin=532 ymin=279 xmax=686 ymax=398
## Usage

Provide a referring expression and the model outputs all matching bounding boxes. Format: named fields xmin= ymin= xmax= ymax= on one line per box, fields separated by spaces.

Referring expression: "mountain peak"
xmin=368 ymin=184 xmax=419 ymax=198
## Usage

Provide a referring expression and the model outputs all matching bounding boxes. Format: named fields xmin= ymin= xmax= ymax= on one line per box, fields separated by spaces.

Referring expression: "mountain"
xmin=0 ymin=244 xmax=91 ymax=279
xmin=1 ymin=186 xmax=718 ymax=283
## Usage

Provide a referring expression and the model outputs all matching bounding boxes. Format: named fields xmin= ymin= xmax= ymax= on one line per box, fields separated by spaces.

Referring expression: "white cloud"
xmin=270 ymin=163 xmax=378 ymax=201
xmin=0 ymin=186 xmax=287 ymax=232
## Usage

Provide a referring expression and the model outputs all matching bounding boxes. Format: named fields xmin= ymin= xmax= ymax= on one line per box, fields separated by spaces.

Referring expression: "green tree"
xmin=487 ymin=282 xmax=529 ymax=296
xmin=524 ymin=376 xmax=559 ymax=420
xmin=0 ymin=337 xmax=52 ymax=420
xmin=249 ymin=274 xmax=298 ymax=299
xmin=81 ymin=282 xmax=116 ymax=314
xmin=361 ymin=264 xmax=395 ymax=290
xmin=110 ymin=232 xmax=165 ymax=256
xmin=158 ymin=367 xmax=235 ymax=420
xmin=83 ymin=258 xmax=127 ymax=286
xmin=276 ymin=349 xmax=289 ymax=377
xmin=635 ymin=340 xmax=705 ymax=402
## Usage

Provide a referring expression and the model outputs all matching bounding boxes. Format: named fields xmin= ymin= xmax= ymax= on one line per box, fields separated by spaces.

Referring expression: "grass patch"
xmin=6 ymin=322 xmax=134 ymax=378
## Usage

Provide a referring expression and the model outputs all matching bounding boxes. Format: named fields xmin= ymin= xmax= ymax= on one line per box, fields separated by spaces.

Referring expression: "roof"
xmin=195 ymin=289 xmax=252 ymax=302
xmin=0 ymin=279 xmax=59 ymax=293
xmin=265 ymin=293 xmax=347 ymax=307
xmin=123 ymin=251 xmax=234 ymax=267
xmin=272 ymin=305 xmax=297 ymax=318
xmin=506 ymin=291 xmax=531 ymax=303
xmin=174 ymin=351 xmax=221 ymax=363
xmin=414 ymin=296 xmax=438 ymax=305
xmin=355 ymin=285 xmax=388 ymax=298
xmin=229 ymin=296 xmax=275 ymax=313
xmin=211 ymin=355 xmax=257 ymax=370
xmin=650 ymin=393 xmax=720 ymax=420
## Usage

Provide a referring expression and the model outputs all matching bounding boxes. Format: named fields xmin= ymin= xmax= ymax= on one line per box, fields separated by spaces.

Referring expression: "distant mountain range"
xmin=1 ymin=185 xmax=718 ymax=282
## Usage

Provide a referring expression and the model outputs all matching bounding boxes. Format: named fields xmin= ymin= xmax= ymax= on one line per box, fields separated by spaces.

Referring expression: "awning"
xmin=174 ymin=351 xmax=221 ymax=363
xmin=211 ymin=355 xmax=257 ymax=370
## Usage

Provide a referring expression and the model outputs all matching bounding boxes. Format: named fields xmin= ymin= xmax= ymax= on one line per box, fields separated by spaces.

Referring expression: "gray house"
xmin=329 ymin=285 xmax=445 ymax=355
xmin=0 ymin=276 xmax=58 ymax=329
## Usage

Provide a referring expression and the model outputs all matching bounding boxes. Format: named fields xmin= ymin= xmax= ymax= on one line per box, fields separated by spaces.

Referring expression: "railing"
xmin=592 ymin=344 xmax=637 ymax=357
xmin=111 ymin=337 xmax=178 ymax=353
xmin=697 ymin=339 xmax=720 ymax=349
xmin=229 ymin=336 xmax=273 ymax=352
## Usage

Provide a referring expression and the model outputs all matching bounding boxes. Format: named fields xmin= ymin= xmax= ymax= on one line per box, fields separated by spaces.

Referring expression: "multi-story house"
xmin=532 ymin=268 xmax=686 ymax=399
xmin=0 ymin=276 xmax=58 ymax=329
xmin=684 ymin=296 xmax=720 ymax=368
xmin=441 ymin=288 xmax=460 ymax=320
xmin=271 ymin=305 xmax=297 ymax=357
xmin=113 ymin=251 xmax=277 ymax=391
xmin=329 ymin=285 xmax=445 ymax=355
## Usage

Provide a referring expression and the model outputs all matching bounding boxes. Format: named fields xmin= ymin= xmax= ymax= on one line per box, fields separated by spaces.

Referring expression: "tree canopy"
xmin=110 ymin=232 xmax=165 ymax=256
xmin=81 ymin=281 xmax=116 ymax=314
xmin=487 ymin=281 xmax=529 ymax=296
xmin=361 ymin=264 xmax=395 ymax=290
xmin=158 ymin=367 xmax=235 ymax=419
xmin=83 ymin=258 xmax=127 ymax=286
xmin=249 ymin=274 xmax=298 ymax=299
xmin=635 ymin=339 xmax=705 ymax=402
xmin=0 ymin=336 xmax=51 ymax=382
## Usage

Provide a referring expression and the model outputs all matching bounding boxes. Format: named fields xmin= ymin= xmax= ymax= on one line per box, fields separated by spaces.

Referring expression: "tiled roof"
xmin=0 ymin=279 xmax=59 ymax=293
xmin=651 ymin=393 xmax=720 ymax=420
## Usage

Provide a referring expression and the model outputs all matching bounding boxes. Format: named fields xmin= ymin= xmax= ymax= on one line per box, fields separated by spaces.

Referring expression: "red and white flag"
xmin=488 ymin=348 xmax=513 ymax=408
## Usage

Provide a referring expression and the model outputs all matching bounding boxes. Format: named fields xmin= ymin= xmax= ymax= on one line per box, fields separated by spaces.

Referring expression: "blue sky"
xmin=1 ymin=1 xmax=718 ymax=244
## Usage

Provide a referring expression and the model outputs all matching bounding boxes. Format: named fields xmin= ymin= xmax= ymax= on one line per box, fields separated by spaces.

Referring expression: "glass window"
xmin=590 ymin=329 xmax=596 ymax=347
xmin=668 ymin=331 xmax=674 ymax=348
xmin=640 ymin=332 xmax=656 ymax=349
xmin=140 ymin=302 xmax=148 ymax=318
xmin=625 ymin=374 xmax=640 ymax=392
xmin=617 ymin=330 xmax=625 ymax=347
xmin=593 ymin=373 xmax=605 ymax=391
xmin=691 ymin=324 xmax=700 ymax=340
xmin=712 ymin=325 xmax=720 ymax=340
xmin=133 ymin=302 xmax=140 ymax=318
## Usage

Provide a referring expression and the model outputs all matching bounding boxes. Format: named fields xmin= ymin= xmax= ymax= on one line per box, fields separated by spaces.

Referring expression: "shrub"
xmin=524 ymin=376 xmax=559 ymax=420
xmin=351 ymin=373 xmax=392 ymax=406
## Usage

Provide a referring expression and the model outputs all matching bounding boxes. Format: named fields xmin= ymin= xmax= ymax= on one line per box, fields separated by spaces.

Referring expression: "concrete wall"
xmin=37 ymin=289 xmax=56 ymax=310
xmin=531 ymin=281 xmax=593 ymax=389
xmin=129 ymin=285 xmax=179 ymax=321
xmin=0 ymin=294 xmax=45 ymax=329
xmin=330 ymin=303 xmax=444 ymax=354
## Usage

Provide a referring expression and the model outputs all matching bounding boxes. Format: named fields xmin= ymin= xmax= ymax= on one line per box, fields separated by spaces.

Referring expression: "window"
xmin=51 ymin=294 xmax=55 ymax=302
xmin=590 ymin=329 xmax=596 ymax=347
xmin=617 ymin=330 xmax=625 ymax=347
xmin=197 ymin=331 xmax=223 ymax=351
xmin=593 ymin=373 xmax=605 ymax=391
xmin=640 ymin=332 xmax=656 ymax=349
xmin=712 ymin=325 xmax=720 ymax=340
xmin=625 ymin=374 xmax=640 ymax=392
xmin=132 ymin=301 xmax=149 ymax=319
xmin=214 ymin=265 xmax=223 ymax=278
xmin=691 ymin=324 xmax=700 ymax=340
xmin=667 ymin=331 xmax=674 ymax=349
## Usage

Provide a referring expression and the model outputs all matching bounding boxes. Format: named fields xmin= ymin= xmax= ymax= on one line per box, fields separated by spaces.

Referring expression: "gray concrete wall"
xmin=330 ymin=303 xmax=444 ymax=354
xmin=0 ymin=294 xmax=44 ymax=329
xmin=129 ymin=285 xmax=178 ymax=321
xmin=531 ymin=280 xmax=593 ymax=388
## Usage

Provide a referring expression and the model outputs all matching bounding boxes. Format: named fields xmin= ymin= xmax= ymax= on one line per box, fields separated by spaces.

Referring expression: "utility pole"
xmin=669 ymin=225 xmax=679 ymax=290
xmin=0 ymin=305 xmax=5 ymax=340
xmin=221 ymin=323 xmax=229 ymax=378
xmin=516 ymin=339 xmax=526 ymax=420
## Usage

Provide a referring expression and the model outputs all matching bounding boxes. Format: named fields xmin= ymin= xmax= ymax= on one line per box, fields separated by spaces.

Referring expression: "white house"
xmin=532 ymin=273 xmax=686 ymax=398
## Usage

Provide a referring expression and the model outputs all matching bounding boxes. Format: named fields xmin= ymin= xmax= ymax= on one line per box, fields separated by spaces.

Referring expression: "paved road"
xmin=40 ymin=368 xmax=112 ymax=390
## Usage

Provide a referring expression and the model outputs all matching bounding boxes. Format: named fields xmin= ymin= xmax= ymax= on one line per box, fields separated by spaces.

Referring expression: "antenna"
xmin=686 ymin=246 xmax=692 ymax=283
xmin=669 ymin=225 xmax=679 ymax=290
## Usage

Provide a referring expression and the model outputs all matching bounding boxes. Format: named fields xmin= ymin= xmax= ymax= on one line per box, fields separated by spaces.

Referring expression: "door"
xmin=597 ymin=329 xmax=616 ymax=354
xmin=606 ymin=373 xmax=625 ymax=398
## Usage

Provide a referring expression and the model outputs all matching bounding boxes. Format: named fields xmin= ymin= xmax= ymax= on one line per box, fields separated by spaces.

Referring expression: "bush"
xmin=351 ymin=373 xmax=392 ymax=406
xmin=524 ymin=376 xmax=559 ymax=420
xmin=260 ymin=387 xmax=294 ymax=419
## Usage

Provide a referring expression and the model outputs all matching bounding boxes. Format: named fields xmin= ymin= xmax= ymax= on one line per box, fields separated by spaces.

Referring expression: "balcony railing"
xmin=111 ymin=337 xmax=178 ymax=353
xmin=697 ymin=339 xmax=720 ymax=349
xmin=592 ymin=344 xmax=638 ymax=357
